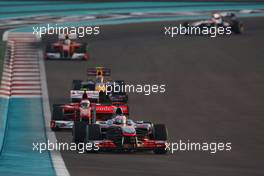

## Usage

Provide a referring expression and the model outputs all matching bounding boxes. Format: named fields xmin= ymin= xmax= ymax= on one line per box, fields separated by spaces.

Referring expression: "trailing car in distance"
xmin=182 ymin=12 xmax=244 ymax=35
xmin=45 ymin=34 xmax=89 ymax=60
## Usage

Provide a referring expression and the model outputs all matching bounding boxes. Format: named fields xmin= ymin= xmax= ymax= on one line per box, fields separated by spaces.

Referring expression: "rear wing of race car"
xmin=87 ymin=67 xmax=111 ymax=77
xmin=95 ymin=105 xmax=129 ymax=114
xmin=93 ymin=105 xmax=129 ymax=121
xmin=58 ymin=33 xmax=77 ymax=40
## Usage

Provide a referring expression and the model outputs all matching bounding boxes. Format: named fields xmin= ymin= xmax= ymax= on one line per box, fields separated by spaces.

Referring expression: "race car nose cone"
xmin=122 ymin=126 xmax=136 ymax=136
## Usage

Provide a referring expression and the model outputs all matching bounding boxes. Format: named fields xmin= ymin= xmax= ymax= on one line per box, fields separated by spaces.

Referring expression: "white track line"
xmin=11 ymin=95 xmax=41 ymax=98
xmin=12 ymin=81 xmax=40 ymax=84
xmin=13 ymin=61 xmax=39 ymax=64
xmin=13 ymin=69 xmax=40 ymax=72
xmin=12 ymin=57 xmax=36 ymax=61
xmin=12 ymin=77 xmax=40 ymax=81
xmin=39 ymin=49 xmax=70 ymax=176
xmin=13 ymin=65 xmax=39 ymax=68
xmin=11 ymin=90 xmax=42 ymax=93
xmin=12 ymin=86 xmax=41 ymax=89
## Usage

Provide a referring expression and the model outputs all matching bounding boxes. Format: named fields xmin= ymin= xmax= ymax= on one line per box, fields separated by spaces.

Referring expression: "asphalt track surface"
xmin=45 ymin=17 xmax=264 ymax=176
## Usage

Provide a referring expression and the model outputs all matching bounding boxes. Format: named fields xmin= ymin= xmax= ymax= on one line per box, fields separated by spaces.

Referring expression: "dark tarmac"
xmin=45 ymin=17 xmax=264 ymax=176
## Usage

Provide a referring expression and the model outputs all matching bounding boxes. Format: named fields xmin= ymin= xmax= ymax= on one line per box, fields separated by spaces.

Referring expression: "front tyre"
xmin=72 ymin=121 xmax=87 ymax=144
xmin=153 ymin=124 xmax=168 ymax=140
xmin=153 ymin=124 xmax=168 ymax=154
xmin=86 ymin=124 xmax=102 ymax=152
xmin=154 ymin=148 xmax=167 ymax=154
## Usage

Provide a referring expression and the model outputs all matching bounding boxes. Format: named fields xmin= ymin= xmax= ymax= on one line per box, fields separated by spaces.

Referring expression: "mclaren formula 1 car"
xmin=183 ymin=12 xmax=244 ymax=34
xmin=45 ymin=34 xmax=89 ymax=60
xmin=70 ymin=67 xmax=128 ymax=103
xmin=50 ymin=98 xmax=129 ymax=131
xmin=72 ymin=109 xmax=168 ymax=154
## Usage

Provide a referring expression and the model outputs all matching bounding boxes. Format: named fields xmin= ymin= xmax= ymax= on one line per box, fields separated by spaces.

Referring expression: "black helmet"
xmin=115 ymin=107 xmax=123 ymax=115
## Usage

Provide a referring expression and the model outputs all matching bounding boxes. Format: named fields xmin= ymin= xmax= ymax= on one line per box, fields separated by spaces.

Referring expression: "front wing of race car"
xmin=46 ymin=52 xmax=89 ymax=60
xmin=92 ymin=139 xmax=167 ymax=152
xmin=46 ymin=52 xmax=61 ymax=59
xmin=50 ymin=120 xmax=74 ymax=130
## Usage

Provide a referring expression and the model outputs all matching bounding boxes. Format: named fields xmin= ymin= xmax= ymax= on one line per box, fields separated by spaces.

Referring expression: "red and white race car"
xmin=50 ymin=96 xmax=129 ymax=131
xmin=45 ymin=34 xmax=89 ymax=60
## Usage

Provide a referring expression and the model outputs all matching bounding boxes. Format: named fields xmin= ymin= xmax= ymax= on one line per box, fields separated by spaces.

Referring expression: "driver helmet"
xmin=80 ymin=99 xmax=90 ymax=109
xmin=212 ymin=13 xmax=221 ymax=19
xmin=64 ymin=34 xmax=71 ymax=45
xmin=114 ymin=115 xmax=127 ymax=125
xmin=115 ymin=107 xmax=123 ymax=115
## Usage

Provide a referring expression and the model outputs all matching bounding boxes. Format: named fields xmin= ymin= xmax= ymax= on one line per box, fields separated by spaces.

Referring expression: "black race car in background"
xmin=183 ymin=12 xmax=244 ymax=34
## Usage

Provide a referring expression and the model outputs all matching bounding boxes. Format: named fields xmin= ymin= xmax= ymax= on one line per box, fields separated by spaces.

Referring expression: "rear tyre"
xmin=51 ymin=104 xmax=64 ymax=131
xmin=52 ymin=104 xmax=64 ymax=120
xmin=46 ymin=44 xmax=56 ymax=53
xmin=72 ymin=80 xmax=82 ymax=90
xmin=154 ymin=148 xmax=167 ymax=154
xmin=75 ymin=44 xmax=87 ymax=53
xmin=45 ymin=44 xmax=58 ymax=60
xmin=72 ymin=121 xmax=87 ymax=144
xmin=99 ymin=91 xmax=107 ymax=103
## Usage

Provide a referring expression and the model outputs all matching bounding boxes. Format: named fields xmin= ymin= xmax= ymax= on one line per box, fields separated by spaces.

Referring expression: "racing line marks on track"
xmin=0 ymin=34 xmax=41 ymax=98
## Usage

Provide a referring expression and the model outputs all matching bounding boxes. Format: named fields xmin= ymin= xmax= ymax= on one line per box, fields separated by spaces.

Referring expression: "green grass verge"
xmin=0 ymin=41 xmax=6 ymax=83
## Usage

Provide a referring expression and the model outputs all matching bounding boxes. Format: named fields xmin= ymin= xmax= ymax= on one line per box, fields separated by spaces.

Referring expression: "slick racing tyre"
xmin=231 ymin=21 xmax=244 ymax=34
xmin=86 ymin=124 xmax=102 ymax=152
xmin=86 ymin=124 xmax=102 ymax=140
xmin=99 ymin=91 xmax=108 ymax=103
xmin=51 ymin=104 xmax=64 ymax=131
xmin=45 ymin=44 xmax=59 ymax=59
xmin=72 ymin=80 xmax=82 ymax=90
xmin=153 ymin=124 xmax=168 ymax=140
xmin=182 ymin=22 xmax=189 ymax=28
xmin=106 ymin=127 xmax=123 ymax=146
xmin=73 ymin=121 xmax=88 ymax=144
xmin=75 ymin=43 xmax=87 ymax=53
xmin=52 ymin=104 xmax=64 ymax=121
xmin=46 ymin=44 xmax=57 ymax=53
xmin=153 ymin=124 xmax=168 ymax=154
